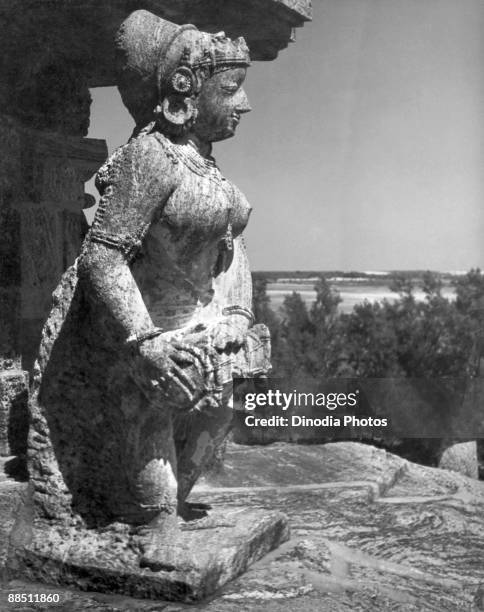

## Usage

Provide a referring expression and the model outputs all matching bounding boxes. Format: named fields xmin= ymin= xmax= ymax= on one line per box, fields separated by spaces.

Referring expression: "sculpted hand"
xmin=138 ymin=335 xmax=221 ymax=409
xmin=211 ymin=315 xmax=249 ymax=352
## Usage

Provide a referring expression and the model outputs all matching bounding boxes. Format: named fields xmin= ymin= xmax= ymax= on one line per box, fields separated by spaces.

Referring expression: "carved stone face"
xmin=192 ymin=67 xmax=251 ymax=143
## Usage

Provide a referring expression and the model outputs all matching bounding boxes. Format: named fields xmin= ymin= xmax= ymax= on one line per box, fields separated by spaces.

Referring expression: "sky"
xmin=87 ymin=0 xmax=484 ymax=272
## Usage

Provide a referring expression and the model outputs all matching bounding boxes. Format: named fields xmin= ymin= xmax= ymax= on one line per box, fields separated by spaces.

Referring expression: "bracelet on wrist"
xmin=222 ymin=305 xmax=254 ymax=324
xmin=126 ymin=327 xmax=164 ymax=347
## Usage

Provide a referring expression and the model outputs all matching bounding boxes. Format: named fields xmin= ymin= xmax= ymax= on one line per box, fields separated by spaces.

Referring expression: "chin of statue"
xmin=212 ymin=129 xmax=237 ymax=143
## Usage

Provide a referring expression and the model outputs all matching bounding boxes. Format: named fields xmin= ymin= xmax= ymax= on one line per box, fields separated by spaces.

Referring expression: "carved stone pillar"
xmin=0 ymin=116 xmax=29 ymax=457
xmin=16 ymin=129 xmax=107 ymax=371
xmin=0 ymin=71 xmax=107 ymax=455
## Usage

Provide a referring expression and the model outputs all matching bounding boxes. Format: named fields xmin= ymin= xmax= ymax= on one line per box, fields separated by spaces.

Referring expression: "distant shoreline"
xmin=265 ymin=277 xmax=457 ymax=314
xmin=253 ymin=269 xmax=473 ymax=283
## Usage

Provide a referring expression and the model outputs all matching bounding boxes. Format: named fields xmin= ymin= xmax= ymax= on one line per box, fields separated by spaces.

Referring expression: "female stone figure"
xmin=28 ymin=10 xmax=270 ymax=570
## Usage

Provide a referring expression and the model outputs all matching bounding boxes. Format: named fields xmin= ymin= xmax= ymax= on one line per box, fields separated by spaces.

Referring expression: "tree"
xmin=309 ymin=277 xmax=347 ymax=376
xmin=252 ymin=277 xmax=276 ymax=327
xmin=342 ymin=301 xmax=402 ymax=377
xmin=274 ymin=292 xmax=315 ymax=378
xmin=252 ymin=270 xmax=480 ymax=381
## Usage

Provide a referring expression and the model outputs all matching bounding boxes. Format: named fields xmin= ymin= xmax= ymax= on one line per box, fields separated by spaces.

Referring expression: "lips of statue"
xmin=192 ymin=67 xmax=251 ymax=144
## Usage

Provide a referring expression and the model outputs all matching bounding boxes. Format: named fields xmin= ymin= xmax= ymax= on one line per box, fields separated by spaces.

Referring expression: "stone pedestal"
xmin=8 ymin=506 xmax=289 ymax=602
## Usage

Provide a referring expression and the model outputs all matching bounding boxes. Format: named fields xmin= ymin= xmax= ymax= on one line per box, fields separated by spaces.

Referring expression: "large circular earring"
xmin=162 ymin=95 xmax=197 ymax=125
xmin=154 ymin=95 xmax=198 ymax=136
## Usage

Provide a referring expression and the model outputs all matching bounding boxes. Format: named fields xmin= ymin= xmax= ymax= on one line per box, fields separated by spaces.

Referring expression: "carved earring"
xmin=161 ymin=95 xmax=196 ymax=125
xmin=159 ymin=95 xmax=198 ymax=135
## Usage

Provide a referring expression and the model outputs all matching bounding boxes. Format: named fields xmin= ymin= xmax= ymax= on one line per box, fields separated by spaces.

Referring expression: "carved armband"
xmin=86 ymin=177 xmax=152 ymax=262
xmin=222 ymin=305 xmax=254 ymax=324
xmin=126 ymin=327 xmax=164 ymax=351
xmin=88 ymin=228 xmax=145 ymax=262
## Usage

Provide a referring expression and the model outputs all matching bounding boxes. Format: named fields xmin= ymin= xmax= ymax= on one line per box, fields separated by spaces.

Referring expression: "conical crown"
xmin=116 ymin=10 xmax=250 ymax=127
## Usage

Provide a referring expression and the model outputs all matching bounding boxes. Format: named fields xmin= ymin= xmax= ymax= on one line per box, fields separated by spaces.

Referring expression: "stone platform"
xmin=7 ymin=504 xmax=288 ymax=603
xmin=2 ymin=442 xmax=484 ymax=610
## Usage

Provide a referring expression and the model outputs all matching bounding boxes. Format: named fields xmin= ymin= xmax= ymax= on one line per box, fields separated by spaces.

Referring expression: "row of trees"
xmin=253 ymin=269 xmax=484 ymax=381
xmin=244 ymin=271 xmax=484 ymax=471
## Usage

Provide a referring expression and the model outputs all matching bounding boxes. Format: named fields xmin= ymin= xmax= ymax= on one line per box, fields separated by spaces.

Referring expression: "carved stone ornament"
xmin=7 ymin=10 xmax=287 ymax=601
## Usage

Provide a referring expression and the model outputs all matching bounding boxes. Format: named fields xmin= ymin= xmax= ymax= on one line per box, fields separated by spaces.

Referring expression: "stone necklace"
xmin=169 ymin=140 xmax=235 ymax=251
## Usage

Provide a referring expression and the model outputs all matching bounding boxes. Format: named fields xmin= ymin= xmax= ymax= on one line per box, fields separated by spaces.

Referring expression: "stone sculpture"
xmin=9 ymin=10 xmax=287 ymax=600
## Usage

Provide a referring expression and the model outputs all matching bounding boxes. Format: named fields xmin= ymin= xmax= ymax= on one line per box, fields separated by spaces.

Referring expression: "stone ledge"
xmin=198 ymin=441 xmax=408 ymax=493
xmin=7 ymin=507 xmax=289 ymax=602
xmin=4 ymin=442 xmax=484 ymax=610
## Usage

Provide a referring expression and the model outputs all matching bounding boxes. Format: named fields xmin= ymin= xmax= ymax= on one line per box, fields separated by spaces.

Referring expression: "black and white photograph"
xmin=1 ymin=0 xmax=484 ymax=610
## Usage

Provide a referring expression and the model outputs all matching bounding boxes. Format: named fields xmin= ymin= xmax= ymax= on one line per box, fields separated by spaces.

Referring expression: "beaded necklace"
xmin=168 ymin=139 xmax=235 ymax=251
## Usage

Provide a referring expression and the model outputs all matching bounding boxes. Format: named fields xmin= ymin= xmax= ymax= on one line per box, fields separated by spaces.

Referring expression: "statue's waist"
xmin=144 ymin=298 xmax=223 ymax=332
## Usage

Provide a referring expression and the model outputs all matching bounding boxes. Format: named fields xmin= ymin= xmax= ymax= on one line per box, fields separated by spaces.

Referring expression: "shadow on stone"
xmin=4 ymin=455 xmax=28 ymax=482
xmin=7 ymin=387 xmax=29 ymax=457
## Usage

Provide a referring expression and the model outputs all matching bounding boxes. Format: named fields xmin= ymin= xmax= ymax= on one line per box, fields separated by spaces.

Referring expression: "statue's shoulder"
xmin=89 ymin=129 xmax=181 ymax=250
xmin=96 ymin=128 xmax=181 ymax=195
xmin=129 ymin=129 xmax=178 ymax=164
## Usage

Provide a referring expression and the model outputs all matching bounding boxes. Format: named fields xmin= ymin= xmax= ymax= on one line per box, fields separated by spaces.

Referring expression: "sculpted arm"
xmin=78 ymin=134 xmax=210 ymax=404
xmin=78 ymin=135 xmax=172 ymax=340
xmin=79 ymin=244 xmax=152 ymax=339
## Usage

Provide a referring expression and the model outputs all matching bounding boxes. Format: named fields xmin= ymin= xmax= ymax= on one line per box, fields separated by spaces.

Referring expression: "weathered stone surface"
xmin=199 ymin=439 xmax=407 ymax=490
xmin=0 ymin=115 xmax=107 ymax=369
xmin=233 ymin=378 xmax=483 ymax=479
xmin=16 ymin=205 xmax=86 ymax=371
xmin=19 ymin=205 xmax=64 ymax=318
xmin=0 ymin=288 xmax=21 ymax=369
xmin=439 ymin=440 xmax=478 ymax=479
xmin=3 ymin=441 xmax=484 ymax=610
xmin=37 ymin=158 xmax=86 ymax=210
xmin=8 ymin=507 xmax=289 ymax=602
xmin=193 ymin=442 xmax=484 ymax=610
xmin=0 ymin=119 xmax=24 ymax=367
xmin=0 ymin=458 xmax=27 ymax=570
xmin=0 ymin=120 xmax=22 ymax=199
xmin=0 ymin=203 xmax=21 ymax=289
xmin=0 ymin=370 xmax=28 ymax=457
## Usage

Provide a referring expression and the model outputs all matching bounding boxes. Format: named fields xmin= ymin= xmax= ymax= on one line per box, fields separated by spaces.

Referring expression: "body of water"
xmin=267 ymin=282 xmax=456 ymax=314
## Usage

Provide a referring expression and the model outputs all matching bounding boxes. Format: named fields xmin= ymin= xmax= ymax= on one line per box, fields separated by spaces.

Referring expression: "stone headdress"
xmin=116 ymin=10 xmax=250 ymax=129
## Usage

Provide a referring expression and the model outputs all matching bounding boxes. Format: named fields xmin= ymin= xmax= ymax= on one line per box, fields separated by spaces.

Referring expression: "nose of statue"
xmin=236 ymin=90 xmax=251 ymax=114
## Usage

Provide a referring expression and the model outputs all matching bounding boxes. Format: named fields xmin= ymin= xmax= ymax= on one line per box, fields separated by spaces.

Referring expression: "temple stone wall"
xmin=0 ymin=115 xmax=107 ymax=455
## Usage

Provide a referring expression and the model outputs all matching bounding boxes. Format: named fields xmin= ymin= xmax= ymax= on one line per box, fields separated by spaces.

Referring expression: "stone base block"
xmin=7 ymin=506 xmax=289 ymax=602
xmin=0 ymin=459 xmax=28 ymax=570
